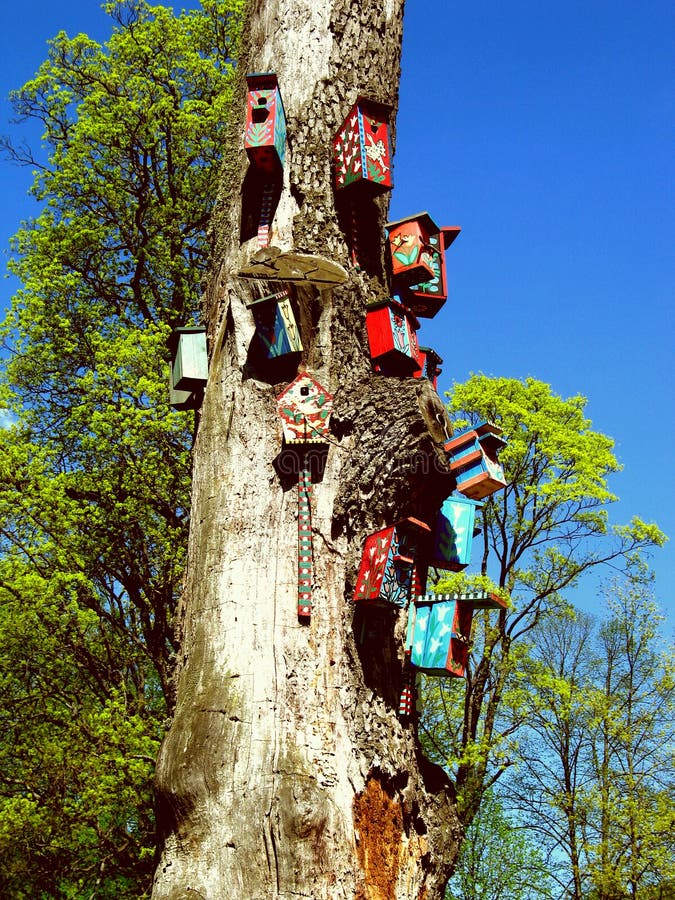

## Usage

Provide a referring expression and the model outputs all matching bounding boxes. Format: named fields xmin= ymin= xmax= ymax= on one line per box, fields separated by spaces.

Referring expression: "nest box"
xmin=430 ymin=495 xmax=482 ymax=571
xmin=365 ymin=298 xmax=420 ymax=375
xmin=413 ymin=346 xmax=443 ymax=390
xmin=444 ymin=421 xmax=508 ymax=500
xmin=385 ymin=213 xmax=461 ymax=318
xmin=245 ymin=73 xmax=287 ymax=172
xmin=247 ymin=289 xmax=302 ymax=358
xmin=353 ymin=518 xmax=430 ymax=608
xmin=406 ymin=595 xmax=474 ymax=677
xmin=333 ymin=97 xmax=393 ymax=193
xmin=168 ymin=327 xmax=208 ymax=410
xmin=406 ymin=591 xmax=508 ymax=677
xmin=407 ymin=226 xmax=461 ymax=315
xmin=276 ymin=373 xmax=333 ymax=444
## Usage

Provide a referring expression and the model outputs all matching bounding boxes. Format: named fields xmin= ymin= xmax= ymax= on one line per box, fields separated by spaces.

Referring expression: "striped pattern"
xmin=258 ymin=182 xmax=275 ymax=247
xmin=297 ymin=467 xmax=313 ymax=619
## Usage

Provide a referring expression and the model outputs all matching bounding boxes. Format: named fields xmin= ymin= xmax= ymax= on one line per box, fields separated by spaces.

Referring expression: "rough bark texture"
xmin=152 ymin=1 xmax=461 ymax=897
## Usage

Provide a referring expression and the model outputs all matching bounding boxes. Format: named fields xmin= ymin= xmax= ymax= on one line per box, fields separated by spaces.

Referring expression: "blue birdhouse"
xmin=444 ymin=421 xmax=507 ymax=500
xmin=405 ymin=590 xmax=507 ymax=678
xmin=405 ymin=594 xmax=474 ymax=677
xmin=430 ymin=496 xmax=482 ymax=571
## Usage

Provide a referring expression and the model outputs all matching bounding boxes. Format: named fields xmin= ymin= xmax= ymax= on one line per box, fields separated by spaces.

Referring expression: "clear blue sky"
xmin=1 ymin=1 xmax=673 ymax=622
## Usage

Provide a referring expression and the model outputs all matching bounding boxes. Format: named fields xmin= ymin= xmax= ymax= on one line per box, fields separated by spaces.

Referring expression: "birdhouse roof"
xmin=385 ymin=211 xmax=440 ymax=236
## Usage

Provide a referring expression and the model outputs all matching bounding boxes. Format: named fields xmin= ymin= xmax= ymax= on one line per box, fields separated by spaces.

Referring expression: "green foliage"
xmin=445 ymin=790 xmax=554 ymax=900
xmin=0 ymin=0 xmax=243 ymax=893
xmin=502 ymin=572 xmax=675 ymax=899
xmin=422 ymin=375 xmax=666 ymax=832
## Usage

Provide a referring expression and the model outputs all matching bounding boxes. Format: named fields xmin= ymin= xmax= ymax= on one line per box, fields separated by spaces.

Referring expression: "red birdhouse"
xmin=407 ymin=226 xmax=461 ymax=316
xmin=444 ymin=421 xmax=508 ymax=500
xmin=333 ymin=97 xmax=393 ymax=193
xmin=385 ymin=213 xmax=461 ymax=318
xmin=276 ymin=373 xmax=333 ymax=444
xmin=365 ymin=298 xmax=420 ymax=375
xmin=413 ymin=346 xmax=443 ymax=390
xmin=353 ymin=518 xmax=430 ymax=608
xmin=244 ymin=73 xmax=287 ymax=173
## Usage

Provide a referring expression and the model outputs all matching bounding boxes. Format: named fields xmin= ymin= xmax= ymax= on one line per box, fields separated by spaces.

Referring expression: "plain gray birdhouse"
xmin=168 ymin=327 xmax=208 ymax=409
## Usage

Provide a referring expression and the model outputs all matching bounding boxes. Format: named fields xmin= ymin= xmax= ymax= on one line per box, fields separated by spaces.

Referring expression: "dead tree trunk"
xmin=153 ymin=1 xmax=461 ymax=897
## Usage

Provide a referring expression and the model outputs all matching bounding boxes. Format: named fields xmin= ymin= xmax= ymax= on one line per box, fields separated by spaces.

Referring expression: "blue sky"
xmin=1 ymin=1 xmax=673 ymax=621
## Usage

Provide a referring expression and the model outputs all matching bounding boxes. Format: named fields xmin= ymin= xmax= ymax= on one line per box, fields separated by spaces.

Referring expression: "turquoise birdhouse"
xmin=430 ymin=495 xmax=482 ymax=571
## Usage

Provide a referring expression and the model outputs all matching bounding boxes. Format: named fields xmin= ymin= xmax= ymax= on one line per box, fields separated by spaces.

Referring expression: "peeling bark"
xmin=152 ymin=1 xmax=461 ymax=897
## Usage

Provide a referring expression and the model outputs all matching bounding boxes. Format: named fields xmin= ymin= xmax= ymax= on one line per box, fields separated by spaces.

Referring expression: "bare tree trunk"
xmin=152 ymin=1 xmax=461 ymax=897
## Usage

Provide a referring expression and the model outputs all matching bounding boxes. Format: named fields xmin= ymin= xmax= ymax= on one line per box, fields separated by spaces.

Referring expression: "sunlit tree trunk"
xmin=152 ymin=1 xmax=461 ymax=897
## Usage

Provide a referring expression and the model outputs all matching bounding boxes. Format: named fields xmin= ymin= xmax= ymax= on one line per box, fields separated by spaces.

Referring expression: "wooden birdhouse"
xmin=444 ymin=421 xmax=508 ymax=500
xmin=405 ymin=595 xmax=474 ymax=677
xmin=247 ymin=289 xmax=303 ymax=359
xmin=245 ymin=73 xmax=287 ymax=173
xmin=168 ymin=327 xmax=208 ymax=410
xmin=407 ymin=226 xmax=461 ymax=317
xmin=365 ymin=298 xmax=420 ymax=375
xmin=385 ymin=213 xmax=461 ymax=318
xmin=430 ymin=496 xmax=482 ymax=571
xmin=406 ymin=591 xmax=508 ymax=677
xmin=333 ymin=97 xmax=393 ymax=193
xmin=276 ymin=372 xmax=333 ymax=444
xmin=413 ymin=346 xmax=443 ymax=390
xmin=353 ymin=518 xmax=430 ymax=608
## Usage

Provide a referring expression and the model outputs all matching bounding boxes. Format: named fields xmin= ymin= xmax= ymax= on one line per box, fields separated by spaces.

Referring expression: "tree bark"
xmin=152 ymin=1 xmax=461 ymax=897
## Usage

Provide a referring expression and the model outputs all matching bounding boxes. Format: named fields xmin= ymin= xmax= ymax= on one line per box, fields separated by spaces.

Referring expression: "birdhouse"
xmin=168 ymin=327 xmax=208 ymax=409
xmin=385 ymin=214 xmax=461 ymax=318
xmin=407 ymin=226 xmax=461 ymax=317
xmin=430 ymin=496 xmax=482 ymax=571
xmin=276 ymin=372 xmax=333 ymax=444
xmin=245 ymin=73 xmax=287 ymax=172
xmin=353 ymin=518 xmax=431 ymax=608
xmin=247 ymin=289 xmax=303 ymax=358
xmin=333 ymin=97 xmax=393 ymax=193
xmin=444 ymin=421 xmax=508 ymax=500
xmin=365 ymin=298 xmax=420 ymax=375
xmin=413 ymin=346 xmax=443 ymax=390
xmin=405 ymin=595 xmax=474 ymax=677
xmin=406 ymin=590 xmax=508 ymax=677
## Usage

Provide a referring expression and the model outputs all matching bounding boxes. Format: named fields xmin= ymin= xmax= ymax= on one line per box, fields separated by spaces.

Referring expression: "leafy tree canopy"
xmin=0 ymin=1 xmax=243 ymax=894
xmin=422 ymin=375 xmax=666 ymax=825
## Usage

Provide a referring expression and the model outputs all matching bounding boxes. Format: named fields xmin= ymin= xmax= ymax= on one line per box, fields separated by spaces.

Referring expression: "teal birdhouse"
xmin=169 ymin=327 xmax=208 ymax=410
xmin=405 ymin=591 xmax=507 ymax=678
xmin=430 ymin=495 xmax=482 ymax=571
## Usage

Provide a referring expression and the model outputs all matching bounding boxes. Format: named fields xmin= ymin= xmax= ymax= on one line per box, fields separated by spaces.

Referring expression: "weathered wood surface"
xmin=152 ymin=1 xmax=461 ymax=897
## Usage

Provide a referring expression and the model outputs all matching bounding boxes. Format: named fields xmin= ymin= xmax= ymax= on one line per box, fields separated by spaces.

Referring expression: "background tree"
xmin=417 ymin=375 xmax=664 ymax=881
xmin=583 ymin=571 xmax=675 ymax=899
xmin=0 ymin=1 xmax=242 ymax=894
xmin=445 ymin=789 xmax=554 ymax=900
